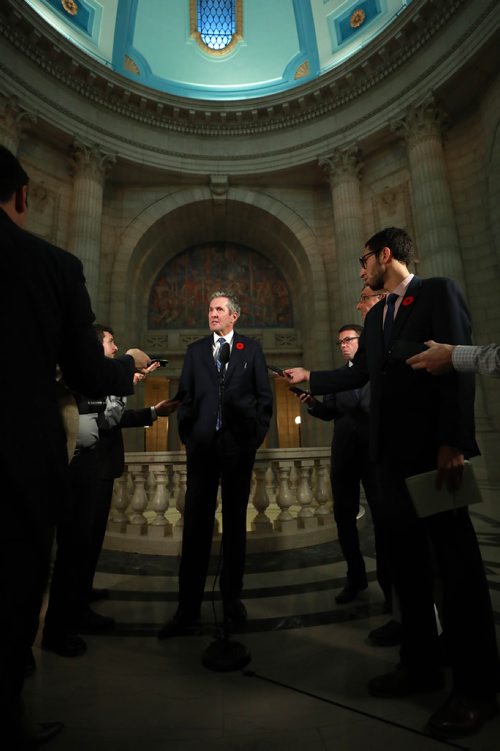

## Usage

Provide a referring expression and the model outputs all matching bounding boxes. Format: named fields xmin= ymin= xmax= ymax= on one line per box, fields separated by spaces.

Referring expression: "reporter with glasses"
xmin=297 ymin=324 xmax=392 ymax=607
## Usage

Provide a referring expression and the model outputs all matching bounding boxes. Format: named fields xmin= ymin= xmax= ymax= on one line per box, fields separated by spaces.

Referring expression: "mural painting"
xmin=148 ymin=242 xmax=293 ymax=329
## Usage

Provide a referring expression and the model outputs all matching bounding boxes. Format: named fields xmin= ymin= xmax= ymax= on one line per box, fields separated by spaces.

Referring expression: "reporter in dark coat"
xmin=0 ymin=146 xmax=148 ymax=745
xmin=285 ymin=227 xmax=499 ymax=738
xmin=159 ymin=291 xmax=273 ymax=637
xmin=305 ymin=324 xmax=390 ymax=606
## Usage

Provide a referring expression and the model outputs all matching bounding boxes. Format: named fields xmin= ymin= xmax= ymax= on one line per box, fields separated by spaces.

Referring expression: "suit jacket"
xmin=310 ymin=276 xmax=478 ymax=465
xmin=96 ymin=406 xmax=154 ymax=479
xmin=308 ymin=372 xmax=370 ymax=457
xmin=0 ymin=208 xmax=135 ymax=509
xmin=177 ymin=332 xmax=273 ymax=452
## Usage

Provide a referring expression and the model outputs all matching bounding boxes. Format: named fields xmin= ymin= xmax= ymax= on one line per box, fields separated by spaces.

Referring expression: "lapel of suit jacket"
xmin=203 ymin=335 xmax=220 ymax=384
xmin=391 ymin=275 xmax=422 ymax=340
xmin=224 ymin=331 xmax=244 ymax=386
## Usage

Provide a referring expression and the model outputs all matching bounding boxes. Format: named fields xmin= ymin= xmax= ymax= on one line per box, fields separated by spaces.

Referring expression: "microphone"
xmin=219 ymin=342 xmax=230 ymax=366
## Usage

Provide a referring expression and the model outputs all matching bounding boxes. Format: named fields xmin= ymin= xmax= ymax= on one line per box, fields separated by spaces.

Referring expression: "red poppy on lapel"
xmin=402 ymin=296 xmax=415 ymax=306
xmin=235 ymin=342 xmax=245 ymax=350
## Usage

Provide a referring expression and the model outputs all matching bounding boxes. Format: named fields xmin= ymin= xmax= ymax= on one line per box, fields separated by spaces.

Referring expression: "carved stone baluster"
xmin=126 ymin=464 xmax=148 ymax=535
xmin=173 ymin=464 xmax=187 ymax=538
xmin=251 ymin=466 xmax=272 ymax=533
xmin=149 ymin=465 xmax=172 ymax=538
xmin=273 ymin=461 xmax=296 ymax=532
xmin=295 ymin=459 xmax=316 ymax=529
xmin=145 ymin=466 xmax=156 ymax=509
xmin=108 ymin=472 xmax=129 ymax=533
xmin=314 ymin=458 xmax=332 ymax=524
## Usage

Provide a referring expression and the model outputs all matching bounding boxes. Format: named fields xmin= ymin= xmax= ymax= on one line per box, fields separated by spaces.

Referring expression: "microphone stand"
xmin=202 ymin=343 xmax=251 ymax=672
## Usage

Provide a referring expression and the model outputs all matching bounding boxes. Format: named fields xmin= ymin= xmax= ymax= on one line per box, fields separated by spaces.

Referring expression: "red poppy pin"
xmin=402 ymin=296 xmax=414 ymax=307
xmin=235 ymin=342 xmax=245 ymax=350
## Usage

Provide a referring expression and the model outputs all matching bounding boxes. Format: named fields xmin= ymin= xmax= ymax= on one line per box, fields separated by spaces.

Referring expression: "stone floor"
xmin=25 ymin=487 xmax=500 ymax=750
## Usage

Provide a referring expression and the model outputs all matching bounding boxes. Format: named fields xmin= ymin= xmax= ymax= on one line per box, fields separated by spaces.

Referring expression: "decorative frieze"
xmin=0 ymin=0 xmax=473 ymax=138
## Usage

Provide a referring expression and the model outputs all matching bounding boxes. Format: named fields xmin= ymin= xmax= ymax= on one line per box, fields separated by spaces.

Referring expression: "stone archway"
xmin=109 ymin=186 xmax=334 ymax=371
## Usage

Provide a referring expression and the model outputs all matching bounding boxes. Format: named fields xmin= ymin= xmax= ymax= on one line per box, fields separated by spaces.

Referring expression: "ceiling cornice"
xmin=0 ymin=0 xmax=484 ymax=138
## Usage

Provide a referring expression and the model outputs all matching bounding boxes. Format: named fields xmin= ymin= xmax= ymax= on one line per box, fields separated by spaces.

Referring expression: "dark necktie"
xmin=215 ymin=338 xmax=226 ymax=429
xmin=215 ymin=337 xmax=226 ymax=372
xmin=383 ymin=293 xmax=399 ymax=348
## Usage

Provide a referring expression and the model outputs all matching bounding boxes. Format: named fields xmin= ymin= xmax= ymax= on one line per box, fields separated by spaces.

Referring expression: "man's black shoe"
xmin=41 ymin=633 xmax=87 ymax=658
xmin=223 ymin=598 xmax=247 ymax=625
xmin=157 ymin=614 xmax=199 ymax=639
xmin=428 ymin=695 xmax=498 ymax=738
xmin=368 ymin=666 xmax=445 ymax=698
xmin=76 ymin=607 xmax=115 ymax=634
xmin=88 ymin=587 xmax=110 ymax=603
xmin=335 ymin=583 xmax=367 ymax=604
xmin=368 ymin=619 xmax=403 ymax=646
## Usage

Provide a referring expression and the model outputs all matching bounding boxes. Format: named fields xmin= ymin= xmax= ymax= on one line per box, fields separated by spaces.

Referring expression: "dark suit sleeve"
xmin=120 ymin=407 xmax=154 ymax=429
xmin=176 ymin=345 xmax=196 ymax=444
xmin=252 ymin=343 xmax=273 ymax=445
xmin=308 ymin=394 xmax=338 ymax=422
xmin=310 ymin=333 xmax=370 ymax=395
xmin=426 ymin=279 xmax=477 ymax=454
xmin=57 ymin=253 xmax=135 ymax=397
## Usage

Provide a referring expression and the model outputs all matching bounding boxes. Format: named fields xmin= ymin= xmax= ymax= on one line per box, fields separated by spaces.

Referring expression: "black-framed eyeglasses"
xmin=335 ymin=336 xmax=359 ymax=346
xmin=358 ymin=250 xmax=377 ymax=269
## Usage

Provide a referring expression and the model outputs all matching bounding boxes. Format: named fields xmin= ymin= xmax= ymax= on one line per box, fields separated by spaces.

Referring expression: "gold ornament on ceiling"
xmin=350 ymin=8 xmax=366 ymax=28
xmin=294 ymin=60 xmax=309 ymax=80
xmin=124 ymin=55 xmax=140 ymax=75
xmin=61 ymin=0 xmax=78 ymax=15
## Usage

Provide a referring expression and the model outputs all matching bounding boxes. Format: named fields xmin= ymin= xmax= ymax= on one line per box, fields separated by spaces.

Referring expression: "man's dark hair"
xmin=0 ymin=145 xmax=29 ymax=203
xmin=365 ymin=227 xmax=414 ymax=265
xmin=93 ymin=323 xmax=114 ymax=342
xmin=338 ymin=323 xmax=363 ymax=336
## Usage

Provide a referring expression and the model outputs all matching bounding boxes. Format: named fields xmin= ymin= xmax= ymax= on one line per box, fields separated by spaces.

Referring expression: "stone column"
xmin=68 ymin=141 xmax=116 ymax=303
xmin=0 ymin=95 xmax=36 ymax=154
xmin=394 ymin=99 xmax=465 ymax=289
xmin=320 ymin=147 xmax=364 ymax=323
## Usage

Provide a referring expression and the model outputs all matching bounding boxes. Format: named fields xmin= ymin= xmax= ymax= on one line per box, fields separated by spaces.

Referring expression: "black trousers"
xmin=331 ymin=445 xmax=392 ymax=602
xmin=82 ymin=477 xmax=115 ymax=599
xmin=178 ymin=433 xmax=256 ymax=619
xmin=376 ymin=460 xmax=499 ymax=697
xmin=0 ymin=461 xmax=60 ymax=728
xmin=44 ymin=449 xmax=98 ymax=634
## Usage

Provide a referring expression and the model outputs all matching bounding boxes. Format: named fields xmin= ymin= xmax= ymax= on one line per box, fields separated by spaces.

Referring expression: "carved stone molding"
xmin=209 ymin=174 xmax=229 ymax=198
xmin=319 ymin=146 xmax=363 ymax=186
xmin=392 ymin=98 xmax=447 ymax=148
xmin=0 ymin=0 xmax=476 ymax=138
xmin=0 ymin=93 xmax=36 ymax=148
xmin=69 ymin=140 xmax=116 ymax=181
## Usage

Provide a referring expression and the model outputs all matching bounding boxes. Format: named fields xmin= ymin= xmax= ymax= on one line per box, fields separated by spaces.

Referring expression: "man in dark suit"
xmin=303 ymin=323 xmax=391 ymax=606
xmin=81 ymin=324 xmax=179 ymax=620
xmin=42 ymin=325 xmax=179 ymax=657
xmin=0 ymin=146 xmax=150 ymax=746
xmin=158 ymin=290 xmax=273 ymax=637
xmin=285 ymin=227 xmax=499 ymax=738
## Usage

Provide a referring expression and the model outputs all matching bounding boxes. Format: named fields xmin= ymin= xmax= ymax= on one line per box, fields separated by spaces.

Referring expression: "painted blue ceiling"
xmin=26 ymin=0 xmax=413 ymax=101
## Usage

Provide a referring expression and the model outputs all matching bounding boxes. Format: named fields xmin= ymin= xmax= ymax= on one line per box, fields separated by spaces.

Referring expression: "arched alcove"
xmin=109 ymin=187 xmax=335 ymax=373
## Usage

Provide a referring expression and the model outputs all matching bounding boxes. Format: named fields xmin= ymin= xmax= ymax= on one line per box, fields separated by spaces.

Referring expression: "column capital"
xmin=319 ymin=145 xmax=363 ymax=186
xmin=69 ymin=140 xmax=116 ymax=181
xmin=392 ymin=98 xmax=447 ymax=148
xmin=0 ymin=95 xmax=37 ymax=152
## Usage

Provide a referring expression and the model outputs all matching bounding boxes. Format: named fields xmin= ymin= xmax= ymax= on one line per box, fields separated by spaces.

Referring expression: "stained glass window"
xmin=197 ymin=0 xmax=235 ymax=51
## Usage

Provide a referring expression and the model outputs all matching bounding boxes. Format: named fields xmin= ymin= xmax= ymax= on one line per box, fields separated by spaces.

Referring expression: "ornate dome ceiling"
xmin=25 ymin=0 xmax=413 ymax=101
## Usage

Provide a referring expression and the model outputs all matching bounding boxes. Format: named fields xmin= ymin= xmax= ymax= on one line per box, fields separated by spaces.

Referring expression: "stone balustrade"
xmin=105 ymin=447 xmax=340 ymax=554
